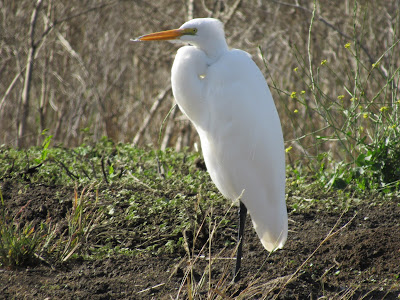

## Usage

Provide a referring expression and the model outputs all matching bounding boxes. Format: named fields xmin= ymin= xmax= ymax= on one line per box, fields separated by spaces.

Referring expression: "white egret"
xmin=133 ymin=18 xmax=287 ymax=281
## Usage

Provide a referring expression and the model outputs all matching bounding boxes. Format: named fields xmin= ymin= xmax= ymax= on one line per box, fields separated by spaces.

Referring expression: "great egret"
xmin=133 ymin=18 xmax=287 ymax=281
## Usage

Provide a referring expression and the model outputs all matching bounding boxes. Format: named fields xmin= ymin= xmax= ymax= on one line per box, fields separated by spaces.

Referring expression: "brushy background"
xmin=1 ymin=1 xmax=400 ymax=181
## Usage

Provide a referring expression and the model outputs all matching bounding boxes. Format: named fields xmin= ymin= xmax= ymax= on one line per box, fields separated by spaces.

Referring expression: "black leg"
xmin=233 ymin=201 xmax=247 ymax=282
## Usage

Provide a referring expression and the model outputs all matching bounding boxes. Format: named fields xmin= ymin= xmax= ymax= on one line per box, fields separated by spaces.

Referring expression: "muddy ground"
xmin=1 ymin=181 xmax=400 ymax=299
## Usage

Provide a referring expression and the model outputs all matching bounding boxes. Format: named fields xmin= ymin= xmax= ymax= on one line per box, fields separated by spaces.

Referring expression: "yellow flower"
xmin=294 ymin=67 xmax=298 ymax=72
xmin=380 ymin=106 xmax=389 ymax=112
xmin=337 ymin=95 xmax=344 ymax=100
xmin=397 ymin=99 xmax=400 ymax=104
xmin=391 ymin=124 xmax=397 ymax=129
xmin=372 ymin=62 xmax=380 ymax=68
xmin=350 ymin=97 xmax=357 ymax=101
xmin=321 ymin=59 xmax=327 ymax=65
xmin=363 ymin=113 xmax=368 ymax=119
xmin=290 ymin=92 xmax=297 ymax=99
xmin=294 ymin=109 xmax=299 ymax=113
xmin=300 ymin=90 xmax=305 ymax=95
xmin=344 ymin=42 xmax=351 ymax=49
xmin=285 ymin=146 xmax=293 ymax=153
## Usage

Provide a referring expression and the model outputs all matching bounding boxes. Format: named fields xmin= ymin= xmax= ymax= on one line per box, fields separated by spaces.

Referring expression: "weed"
xmin=0 ymin=219 xmax=40 ymax=267
xmin=264 ymin=0 xmax=400 ymax=193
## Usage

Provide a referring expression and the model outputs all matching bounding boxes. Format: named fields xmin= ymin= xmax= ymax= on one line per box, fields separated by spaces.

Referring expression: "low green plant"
xmin=37 ymin=129 xmax=53 ymax=163
xmin=268 ymin=0 xmax=400 ymax=193
xmin=0 ymin=219 xmax=41 ymax=267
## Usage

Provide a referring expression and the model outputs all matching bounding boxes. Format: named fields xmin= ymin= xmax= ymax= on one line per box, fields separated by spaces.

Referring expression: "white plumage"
xmin=135 ymin=18 xmax=287 ymax=253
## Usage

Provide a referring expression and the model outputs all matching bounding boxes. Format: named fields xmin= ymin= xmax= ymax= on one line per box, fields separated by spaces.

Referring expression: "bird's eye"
xmin=183 ymin=28 xmax=197 ymax=36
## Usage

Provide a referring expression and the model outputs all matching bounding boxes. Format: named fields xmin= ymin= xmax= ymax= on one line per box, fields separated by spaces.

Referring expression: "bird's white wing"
xmin=197 ymin=49 xmax=287 ymax=251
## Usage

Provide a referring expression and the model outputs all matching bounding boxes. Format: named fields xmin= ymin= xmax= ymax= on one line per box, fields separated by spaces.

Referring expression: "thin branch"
xmin=101 ymin=156 xmax=109 ymax=185
xmin=187 ymin=0 xmax=194 ymax=20
xmin=0 ymin=70 xmax=23 ymax=112
xmin=132 ymin=85 xmax=172 ymax=147
xmin=161 ymin=104 xmax=179 ymax=150
xmin=17 ymin=0 xmax=42 ymax=147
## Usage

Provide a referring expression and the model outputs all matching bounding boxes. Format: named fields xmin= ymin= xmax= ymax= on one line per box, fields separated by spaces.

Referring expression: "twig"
xmin=62 ymin=243 xmax=80 ymax=262
xmin=0 ymin=71 xmax=23 ymax=112
xmin=101 ymin=156 xmax=109 ymax=184
xmin=307 ymin=0 xmax=317 ymax=92
xmin=34 ymin=253 xmax=55 ymax=270
xmin=50 ymin=158 xmax=79 ymax=180
xmin=137 ymin=283 xmax=165 ymax=294
xmin=161 ymin=104 xmax=179 ymax=150
xmin=24 ymin=163 xmax=43 ymax=176
xmin=126 ymin=171 xmax=157 ymax=193
xmin=15 ymin=199 xmax=32 ymax=219
xmin=186 ymin=0 xmax=194 ymax=20
xmin=156 ymin=155 xmax=165 ymax=179
xmin=132 ymin=85 xmax=172 ymax=147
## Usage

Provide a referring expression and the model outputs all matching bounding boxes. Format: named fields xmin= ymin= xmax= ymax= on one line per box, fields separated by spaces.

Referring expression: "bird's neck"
xmin=198 ymin=40 xmax=229 ymax=61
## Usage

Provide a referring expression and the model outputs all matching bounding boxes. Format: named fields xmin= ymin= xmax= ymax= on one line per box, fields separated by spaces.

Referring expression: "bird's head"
xmin=133 ymin=18 xmax=228 ymax=58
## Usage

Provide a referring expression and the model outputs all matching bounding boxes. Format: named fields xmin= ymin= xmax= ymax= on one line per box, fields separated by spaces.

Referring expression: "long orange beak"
xmin=131 ymin=28 xmax=185 ymax=42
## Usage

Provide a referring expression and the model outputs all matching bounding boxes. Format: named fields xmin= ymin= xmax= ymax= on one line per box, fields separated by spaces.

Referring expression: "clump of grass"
xmin=0 ymin=190 xmax=42 ymax=267
xmin=0 ymin=220 xmax=40 ymax=267
xmin=58 ymin=186 xmax=103 ymax=261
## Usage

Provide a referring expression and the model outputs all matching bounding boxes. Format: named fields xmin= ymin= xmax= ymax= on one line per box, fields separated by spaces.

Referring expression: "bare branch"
xmin=17 ymin=0 xmax=42 ymax=147
xmin=187 ymin=0 xmax=194 ymax=20
xmin=132 ymin=85 xmax=172 ymax=147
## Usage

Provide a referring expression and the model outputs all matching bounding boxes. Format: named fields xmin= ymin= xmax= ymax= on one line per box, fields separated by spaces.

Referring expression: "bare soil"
xmin=1 ymin=181 xmax=400 ymax=299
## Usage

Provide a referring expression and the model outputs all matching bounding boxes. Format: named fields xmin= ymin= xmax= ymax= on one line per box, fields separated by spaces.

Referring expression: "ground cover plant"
xmin=1 ymin=139 xmax=400 ymax=299
xmin=1 ymin=0 xmax=400 ymax=299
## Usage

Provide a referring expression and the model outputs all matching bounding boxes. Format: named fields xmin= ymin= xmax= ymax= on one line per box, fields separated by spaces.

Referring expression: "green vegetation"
xmin=0 ymin=129 xmax=398 ymax=268
xmin=0 ymin=138 xmax=235 ymax=267
xmin=273 ymin=1 xmax=400 ymax=194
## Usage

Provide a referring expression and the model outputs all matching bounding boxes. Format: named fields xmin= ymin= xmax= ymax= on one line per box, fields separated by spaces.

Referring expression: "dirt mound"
xmin=1 ymin=181 xmax=399 ymax=299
